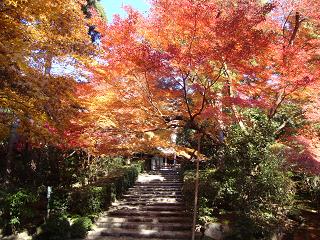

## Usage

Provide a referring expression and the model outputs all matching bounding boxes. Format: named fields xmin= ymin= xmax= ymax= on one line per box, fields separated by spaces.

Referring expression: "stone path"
xmin=86 ymin=166 xmax=193 ymax=240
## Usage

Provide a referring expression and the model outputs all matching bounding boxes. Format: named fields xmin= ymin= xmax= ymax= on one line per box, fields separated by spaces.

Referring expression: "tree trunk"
xmin=192 ymin=135 xmax=201 ymax=240
xmin=44 ymin=53 xmax=53 ymax=76
xmin=5 ymin=119 xmax=19 ymax=184
xmin=226 ymin=79 xmax=247 ymax=132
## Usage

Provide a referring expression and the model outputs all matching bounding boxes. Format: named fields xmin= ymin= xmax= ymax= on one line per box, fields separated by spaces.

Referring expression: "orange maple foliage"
xmin=69 ymin=0 xmax=320 ymax=157
xmin=0 ymin=0 xmax=96 ymax=145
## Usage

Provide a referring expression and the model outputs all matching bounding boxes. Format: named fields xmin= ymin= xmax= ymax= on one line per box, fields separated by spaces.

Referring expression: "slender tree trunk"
xmin=288 ymin=12 xmax=302 ymax=46
xmin=192 ymin=135 xmax=201 ymax=240
xmin=44 ymin=53 xmax=53 ymax=76
xmin=268 ymin=90 xmax=285 ymax=119
xmin=216 ymin=93 xmax=225 ymax=142
xmin=226 ymin=80 xmax=246 ymax=132
xmin=5 ymin=118 xmax=19 ymax=184
xmin=222 ymin=62 xmax=246 ymax=132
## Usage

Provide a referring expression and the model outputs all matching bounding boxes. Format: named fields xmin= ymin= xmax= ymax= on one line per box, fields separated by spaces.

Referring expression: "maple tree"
xmin=77 ymin=0 xmax=318 ymax=157
xmin=0 ymin=0 xmax=97 ymax=179
xmin=1 ymin=0 xmax=319 ymax=161
xmin=1 ymin=0 xmax=92 ymax=138
xmin=0 ymin=0 xmax=319 ymax=238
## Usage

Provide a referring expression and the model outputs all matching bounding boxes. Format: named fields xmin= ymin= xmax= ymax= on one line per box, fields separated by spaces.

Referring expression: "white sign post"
xmin=47 ymin=186 xmax=52 ymax=219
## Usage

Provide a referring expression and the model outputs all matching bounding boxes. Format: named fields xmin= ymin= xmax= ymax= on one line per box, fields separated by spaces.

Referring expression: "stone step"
xmin=86 ymin=237 xmax=169 ymax=240
xmin=146 ymin=176 xmax=181 ymax=179
xmin=138 ymin=174 xmax=180 ymax=176
xmin=97 ymin=228 xmax=192 ymax=239
xmin=136 ymin=181 xmax=182 ymax=184
xmin=136 ymin=182 xmax=182 ymax=187
xmin=139 ymin=173 xmax=179 ymax=176
xmin=139 ymin=176 xmax=180 ymax=179
xmin=149 ymin=170 xmax=179 ymax=172
xmin=134 ymin=185 xmax=183 ymax=188
xmin=127 ymin=188 xmax=182 ymax=192
xmin=110 ymin=205 xmax=185 ymax=211
xmin=147 ymin=172 xmax=180 ymax=175
xmin=123 ymin=197 xmax=184 ymax=203
xmin=132 ymin=187 xmax=183 ymax=191
xmin=128 ymin=188 xmax=182 ymax=193
xmin=108 ymin=210 xmax=189 ymax=217
xmin=122 ymin=193 xmax=183 ymax=198
xmin=113 ymin=201 xmax=185 ymax=206
xmin=139 ymin=175 xmax=181 ymax=177
xmin=97 ymin=216 xmax=192 ymax=224
xmin=146 ymin=175 xmax=179 ymax=177
xmin=149 ymin=172 xmax=180 ymax=175
xmin=124 ymin=192 xmax=183 ymax=197
xmin=129 ymin=186 xmax=182 ymax=190
xmin=121 ymin=197 xmax=184 ymax=203
xmin=126 ymin=190 xmax=182 ymax=195
xmin=137 ymin=176 xmax=181 ymax=180
xmin=86 ymin=235 xmax=201 ymax=240
xmin=95 ymin=222 xmax=192 ymax=231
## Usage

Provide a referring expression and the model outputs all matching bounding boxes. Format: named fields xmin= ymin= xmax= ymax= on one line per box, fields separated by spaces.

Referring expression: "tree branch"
xmin=182 ymin=72 xmax=193 ymax=120
xmin=133 ymin=72 xmax=167 ymax=124
xmin=222 ymin=63 xmax=247 ymax=131
xmin=288 ymin=11 xmax=304 ymax=46
xmin=268 ymin=89 xmax=286 ymax=119
xmin=282 ymin=10 xmax=293 ymax=43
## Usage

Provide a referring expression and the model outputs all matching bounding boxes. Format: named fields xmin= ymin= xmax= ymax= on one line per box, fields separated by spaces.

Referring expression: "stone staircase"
xmin=86 ymin=166 xmax=193 ymax=240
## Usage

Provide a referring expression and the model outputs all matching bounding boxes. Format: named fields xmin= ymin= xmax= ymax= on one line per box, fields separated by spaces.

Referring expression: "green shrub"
xmin=182 ymin=118 xmax=296 ymax=238
xmin=35 ymin=214 xmax=70 ymax=240
xmin=182 ymin=169 xmax=220 ymax=224
xmin=87 ymin=186 xmax=105 ymax=213
xmin=69 ymin=161 xmax=142 ymax=216
xmin=298 ymin=174 xmax=320 ymax=211
xmin=114 ymin=174 xmax=128 ymax=197
xmin=0 ymin=188 xmax=38 ymax=233
xmin=132 ymin=161 xmax=144 ymax=174
xmin=70 ymin=186 xmax=106 ymax=215
xmin=113 ymin=164 xmax=141 ymax=198
xmin=102 ymin=183 xmax=116 ymax=207
xmin=217 ymin=125 xmax=295 ymax=238
xmin=49 ymin=188 xmax=71 ymax=215
xmin=0 ymin=157 xmax=144 ymax=235
xmin=70 ymin=217 xmax=92 ymax=239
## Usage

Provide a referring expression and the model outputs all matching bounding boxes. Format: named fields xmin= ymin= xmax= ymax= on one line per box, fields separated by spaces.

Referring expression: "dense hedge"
xmin=70 ymin=217 xmax=93 ymax=239
xmin=35 ymin=214 xmax=71 ymax=240
xmin=0 ymin=188 xmax=43 ymax=235
xmin=0 ymin=161 xmax=144 ymax=239
xmin=36 ymin=161 xmax=144 ymax=239
xmin=69 ymin=163 xmax=143 ymax=216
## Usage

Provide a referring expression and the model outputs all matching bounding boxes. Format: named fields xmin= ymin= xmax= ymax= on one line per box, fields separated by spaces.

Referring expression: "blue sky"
xmin=100 ymin=0 xmax=151 ymax=22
